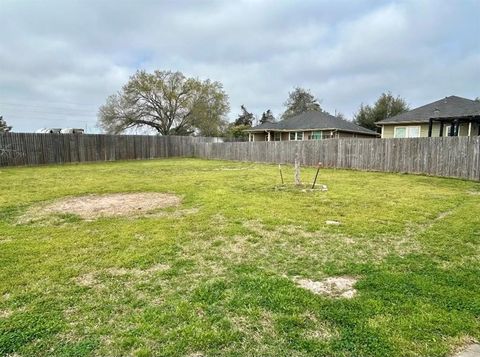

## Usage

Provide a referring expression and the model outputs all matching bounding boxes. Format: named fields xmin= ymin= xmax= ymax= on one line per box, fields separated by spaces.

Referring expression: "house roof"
xmin=376 ymin=96 xmax=480 ymax=125
xmin=246 ymin=111 xmax=378 ymax=136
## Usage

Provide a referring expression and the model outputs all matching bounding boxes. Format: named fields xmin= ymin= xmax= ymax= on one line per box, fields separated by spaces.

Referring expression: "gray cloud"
xmin=0 ymin=0 xmax=478 ymax=132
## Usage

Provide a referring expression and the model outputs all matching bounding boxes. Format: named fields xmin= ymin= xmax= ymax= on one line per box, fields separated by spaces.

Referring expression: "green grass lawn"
xmin=0 ymin=158 xmax=479 ymax=357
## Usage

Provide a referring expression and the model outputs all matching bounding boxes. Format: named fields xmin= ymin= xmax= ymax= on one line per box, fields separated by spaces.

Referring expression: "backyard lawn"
xmin=0 ymin=158 xmax=479 ymax=357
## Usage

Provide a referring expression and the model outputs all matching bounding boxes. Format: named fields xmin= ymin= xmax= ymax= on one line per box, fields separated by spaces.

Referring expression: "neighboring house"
xmin=36 ymin=128 xmax=85 ymax=134
xmin=376 ymin=96 xmax=480 ymax=138
xmin=245 ymin=111 xmax=378 ymax=141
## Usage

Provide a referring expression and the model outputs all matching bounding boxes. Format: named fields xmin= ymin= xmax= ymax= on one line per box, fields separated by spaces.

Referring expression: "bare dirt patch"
xmin=295 ymin=276 xmax=358 ymax=299
xmin=22 ymin=192 xmax=181 ymax=221
xmin=453 ymin=343 xmax=480 ymax=357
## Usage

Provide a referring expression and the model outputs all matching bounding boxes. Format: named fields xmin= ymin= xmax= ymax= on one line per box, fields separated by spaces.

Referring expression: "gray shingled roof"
xmin=376 ymin=96 xmax=480 ymax=124
xmin=246 ymin=111 xmax=378 ymax=135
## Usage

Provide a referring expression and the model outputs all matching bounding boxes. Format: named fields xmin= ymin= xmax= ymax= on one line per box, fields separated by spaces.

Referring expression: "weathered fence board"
xmin=0 ymin=133 xmax=209 ymax=167
xmin=192 ymin=137 xmax=480 ymax=181
xmin=0 ymin=133 xmax=479 ymax=181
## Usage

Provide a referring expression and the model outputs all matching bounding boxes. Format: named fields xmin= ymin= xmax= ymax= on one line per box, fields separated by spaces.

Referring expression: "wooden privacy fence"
xmin=0 ymin=133 xmax=479 ymax=181
xmin=192 ymin=137 xmax=480 ymax=181
xmin=0 ymin=133 xmax=212 ymax=167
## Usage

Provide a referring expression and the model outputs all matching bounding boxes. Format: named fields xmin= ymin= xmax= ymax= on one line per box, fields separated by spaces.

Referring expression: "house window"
xmin=445 ymin=125 xmax=451 ymax=136
xmin=394 ymin=127 xmax=406 ymax=138
xmin=310 ymin=131 xmax=322 ymax=140
xmin=394 ymin=126 xmax=420 ymax=138
xmin=273 ymin=132 xmax=281 ymax=141
xmin=289 ymin=132 xmax=304 ymax=141
xmin=408 ymin=126 xmax=420 ymax=137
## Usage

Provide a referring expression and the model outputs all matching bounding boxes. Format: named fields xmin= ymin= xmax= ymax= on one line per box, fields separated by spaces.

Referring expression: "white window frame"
xmin=394 ymin=127 xmax=406 ymax=138
xmin=444 ymin=125 xmax=452 ymax=136
xmin=394 ymin=126 xmax=420 ymax=138
xmin=289 ymin=131 xmax=304 ymax=141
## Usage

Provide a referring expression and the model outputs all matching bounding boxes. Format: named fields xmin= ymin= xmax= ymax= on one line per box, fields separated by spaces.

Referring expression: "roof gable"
xmin=376 ymin=96 xmax=480 ymax=124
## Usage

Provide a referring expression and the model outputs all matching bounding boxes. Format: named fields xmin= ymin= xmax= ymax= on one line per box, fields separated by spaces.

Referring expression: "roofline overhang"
xmin=429 ymin=115 xmax=480 ymax=121
xmin=244 ymin=128 xmax=378 ymax=136
xmin=376 ymin=114 xmax=480 ymax=126
xmin=375 ymin=121 xmax=428 ymax=126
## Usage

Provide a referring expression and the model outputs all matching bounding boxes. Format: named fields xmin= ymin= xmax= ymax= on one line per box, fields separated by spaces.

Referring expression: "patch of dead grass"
xmin=242 ymin=220 xmax=421 ymax=266
xmin=301 ymin=312 xmax=339 ymax=340
xmin=73 ymin=272 xmax=102 ymax=289
xmin=294 ymin=276 xmax=358 ymax=299
xmin=0 ymin=309 xmax=12 ymax=318
xmin=74 ymin=263 xmax=170 ymax=288
xmin=20 ymin=192 xmax=181 ymax=222
xmin=105 ymin=264 xmax=170 ymax=277
xmin=230 ymin=310 xmax=277 ymax=343
xmin=452 ymin=340 xmax=480 ymax=357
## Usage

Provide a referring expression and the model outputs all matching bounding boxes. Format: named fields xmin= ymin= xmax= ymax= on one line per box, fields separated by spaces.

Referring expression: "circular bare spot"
xmin=40 ymin=193 xmax=181 ymax=219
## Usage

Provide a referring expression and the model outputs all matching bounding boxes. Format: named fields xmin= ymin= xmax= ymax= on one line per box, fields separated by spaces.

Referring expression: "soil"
xmin=35 ymin=192 xmax=181 ymax=219
xmin=453 ymin=344 xmax=480 ymax=357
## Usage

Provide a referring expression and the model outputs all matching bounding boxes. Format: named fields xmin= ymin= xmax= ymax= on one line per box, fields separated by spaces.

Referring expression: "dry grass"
xmin=294 ymin=276 xmax=358 ymax=299
xmin=19 ymin=192 xmax=181 ymax=222
xmin=1 ymin=159 xmax=479 ymax=357
xmin=241 ymin=220 xmax=421 ymax=270
xmin=73 ymin=273 xmax=101 ymax=288
xmin=452 ymin=342 xmax=480 ymax=357
xmin=105 ymin=264 xmax=170 ymax=277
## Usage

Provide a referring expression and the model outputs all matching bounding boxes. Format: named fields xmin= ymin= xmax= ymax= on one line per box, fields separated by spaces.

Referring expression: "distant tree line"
xmin=97 ymin=69 xmax=412 ymax=137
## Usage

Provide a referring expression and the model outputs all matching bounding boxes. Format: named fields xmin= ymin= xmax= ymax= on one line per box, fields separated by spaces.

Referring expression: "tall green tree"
xmin=353 ymin=92 xmax=409 ymax=130
xmin=98 ymin=70 xmax=230 ymax=135
xmin=0 ymin=116 xmax=12 ymax=132
xmin=281 ymin=87 xmax=322 ymax=120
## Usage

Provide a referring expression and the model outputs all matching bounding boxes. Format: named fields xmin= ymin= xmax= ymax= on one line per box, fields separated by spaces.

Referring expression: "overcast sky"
xmin=1 ymin=0 xmax=479 ymax=133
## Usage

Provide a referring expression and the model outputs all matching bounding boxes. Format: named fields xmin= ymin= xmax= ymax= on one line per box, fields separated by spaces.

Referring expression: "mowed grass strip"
xmin=0 ymin=158 xmax=479 ymax=356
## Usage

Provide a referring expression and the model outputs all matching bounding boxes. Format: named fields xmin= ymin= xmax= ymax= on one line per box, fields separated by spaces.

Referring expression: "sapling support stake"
xmin=278 ymin=164 xmax=284 ymax=185
xmin=312 ymin=162 xmax=322 ymax=189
